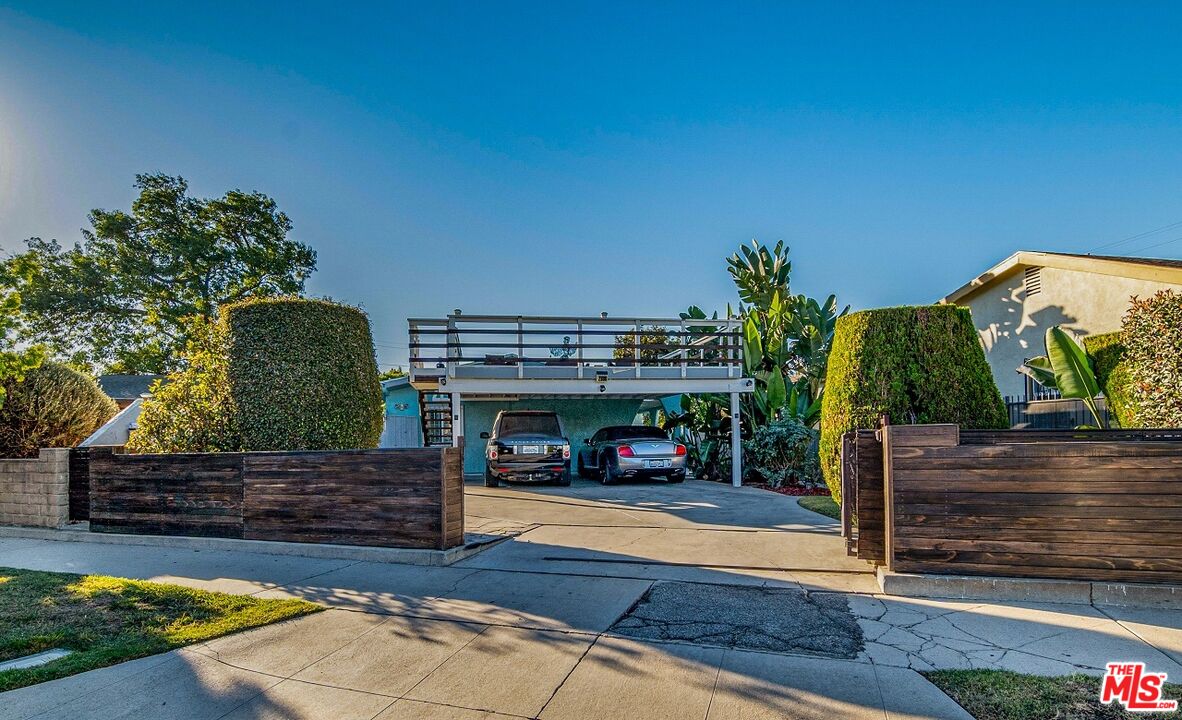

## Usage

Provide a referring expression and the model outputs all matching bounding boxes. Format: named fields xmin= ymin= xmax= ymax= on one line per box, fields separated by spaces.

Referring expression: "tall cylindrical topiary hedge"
xmin=819 ymin=305 xmax=1007 ymax=502
xmin=0 ymin=362 xmax=119 ymax=457
xmin=222 ymin=297 xmax=383 ymax=451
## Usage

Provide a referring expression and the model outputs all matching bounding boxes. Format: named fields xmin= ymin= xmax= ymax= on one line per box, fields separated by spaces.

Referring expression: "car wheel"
xmin=484 ymin=468 xmax=500 ymax=487
xmin=577 ymin=454 xmax=590 ymax=479
xmin=666 ymin=472 xmax=685 ymax=484
xmin=555 ymin=468 xmax=572 ymax=486
xmin=602 ymin=458 xmax=617 ymax=485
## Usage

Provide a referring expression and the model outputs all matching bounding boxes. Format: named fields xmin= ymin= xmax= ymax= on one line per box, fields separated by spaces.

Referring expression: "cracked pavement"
xmin=849 ymin=593 xmax=1182 ymax=678
xmin=610 ymin=581 xmax=864 ymax=658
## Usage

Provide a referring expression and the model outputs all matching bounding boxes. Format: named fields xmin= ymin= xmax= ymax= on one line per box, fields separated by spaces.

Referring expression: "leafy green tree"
xmin=378 ymin=366 xmax=408 ymax=381
xmin=613 ymin=326 xmax=670 ymax=362
xmin=4 ymin=173 xmax=317 ymax=373
xmin=0 ymin=290 xmax=46 ymax=409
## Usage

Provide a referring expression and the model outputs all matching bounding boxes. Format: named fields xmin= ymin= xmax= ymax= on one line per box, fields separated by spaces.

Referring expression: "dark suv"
xmin=481 ymin=410 xmax=571 ymax=487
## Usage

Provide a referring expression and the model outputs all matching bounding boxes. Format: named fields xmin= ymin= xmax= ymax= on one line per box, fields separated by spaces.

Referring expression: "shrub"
xmin=819 ymin=305 xmax=1007 ymax=502
xmin=127 ymin=320 xmax=240 ymax=453
xmin=223 ymin=297 xmax=383 ymax=450
xmin=1082 ymin=331 xmax=1136 ymax=428
xmin=1123 ymin=289 xmax=1182 ymax=428
xmin=0 ymin=362 xmax=118 ymax=457
xmin=743 ymin=417 xmax=821 ymax=488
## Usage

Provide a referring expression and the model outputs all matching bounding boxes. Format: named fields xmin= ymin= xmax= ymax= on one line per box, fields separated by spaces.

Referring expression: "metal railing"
xmin=408 ymin=314 xmax=743 ymax=382
xmin=1004 ymin=396 xmax=1112 ymax=429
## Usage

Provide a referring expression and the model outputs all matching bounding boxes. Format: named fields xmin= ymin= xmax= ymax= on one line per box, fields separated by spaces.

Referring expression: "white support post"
xmin=451 ymin=393 xmax=464 ymax=448
xmin=730 ymin=391 xmax=741 ymax=487
xmin=577 ymin=319 xmax=584 ymax=380
xmin=517 ymin=318 xmax=524 ymax=379
xmin=634 ymin=321 xmax=641 ymax=378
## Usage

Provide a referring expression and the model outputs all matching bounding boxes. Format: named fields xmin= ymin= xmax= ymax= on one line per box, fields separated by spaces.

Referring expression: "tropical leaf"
xmin=765 ymin=367 xmax=787 ymax=414
xmin=1017 ymin=356 xmax=1057 ymax=389
xmin=743 ymin=314 xmax=764 ymax=373
xmin=1045 ymin=327 xmax=1101 ymax=400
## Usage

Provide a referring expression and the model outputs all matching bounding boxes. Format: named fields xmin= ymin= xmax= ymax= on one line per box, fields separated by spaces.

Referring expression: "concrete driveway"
xmin=0 ymin=479 xmax=984 ymax=719
xmin=461 ymin=477 xmax=877 ymax=592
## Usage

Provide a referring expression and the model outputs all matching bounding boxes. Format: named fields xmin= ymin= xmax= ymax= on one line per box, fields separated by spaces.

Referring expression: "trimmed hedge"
xmin=1082 ymin=331 xmax=1136 ymax=428
xmin=223 ymin=297 xmax=383 ymax=450
xmin=819 ymin=305 xmax=1007 ymax=502
xmin=1123 ymin=289 xmax=1182 ymax=428
xmin=0 ymin=362 xmax=118 ymax=457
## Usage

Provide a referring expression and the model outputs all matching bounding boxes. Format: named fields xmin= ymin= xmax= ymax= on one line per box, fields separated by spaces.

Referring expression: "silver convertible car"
xmin=576 ymin=425 xmax=687 ymax=484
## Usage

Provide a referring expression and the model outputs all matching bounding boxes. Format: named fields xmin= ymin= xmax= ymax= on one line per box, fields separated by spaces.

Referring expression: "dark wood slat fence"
xmin=88 ymin=447 xmax=465 ymax=550
xmin=858 ymin=424 xmax=1182 ymax=584
xmin=841 ymin=426 xmax=1182 ymax=570
xmin=68 ymin=448 xmax=92 ymax=521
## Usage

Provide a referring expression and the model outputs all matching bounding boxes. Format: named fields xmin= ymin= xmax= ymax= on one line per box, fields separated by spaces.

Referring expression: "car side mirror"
xmin=479 ymin=431 xmax=490 ymax=439
xmin=583 ymin=438 xmax=591 ymax=445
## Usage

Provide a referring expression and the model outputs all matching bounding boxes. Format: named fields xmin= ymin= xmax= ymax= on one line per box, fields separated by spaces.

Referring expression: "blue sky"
xmin=2 ymin=2 xmax=1181 ymax=371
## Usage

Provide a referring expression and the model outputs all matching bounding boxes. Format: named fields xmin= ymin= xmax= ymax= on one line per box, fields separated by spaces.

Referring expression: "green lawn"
xmin=0 ymin=566 xmax=320 ymax=691
xmin=926 ymin=669 xmax=1182 ymax=720
xmin=797 ymin=495 xmax=840 ymax=520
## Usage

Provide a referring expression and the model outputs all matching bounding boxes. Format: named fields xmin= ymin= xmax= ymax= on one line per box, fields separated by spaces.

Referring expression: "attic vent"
xmin=1024 ymin=266 xmax=1043 ymax=296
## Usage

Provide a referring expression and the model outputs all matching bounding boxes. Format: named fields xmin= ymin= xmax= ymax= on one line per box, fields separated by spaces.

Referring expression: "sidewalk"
xmin=0 ymin=535 xmax=970 ymax=720
xmin=5 ymin=479 xmax=1182 ymax=718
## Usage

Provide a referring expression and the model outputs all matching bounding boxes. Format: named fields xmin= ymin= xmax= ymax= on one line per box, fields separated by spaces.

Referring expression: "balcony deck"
xmin=409 ymin=314 xmax=753 ymax=396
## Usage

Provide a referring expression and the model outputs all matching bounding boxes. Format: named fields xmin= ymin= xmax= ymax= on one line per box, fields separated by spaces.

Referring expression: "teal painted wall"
xmin=383 ymin=384 xmax=420 ymax=417
xmin=462 ymin=398 xmax=643 ymax=474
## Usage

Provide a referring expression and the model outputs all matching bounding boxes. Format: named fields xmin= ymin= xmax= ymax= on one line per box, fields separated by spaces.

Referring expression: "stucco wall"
xmin=461 ymin=398 xmax=643 ymax=474
xmin=963 ymin=266 xmax=1182 ymax=399
xmin=0 ymin=448 xmax=70 ymax=528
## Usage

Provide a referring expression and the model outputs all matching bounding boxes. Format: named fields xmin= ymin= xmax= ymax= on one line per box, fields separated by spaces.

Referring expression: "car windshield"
xmin=498 ymin=414 xmax=561 ymax=437
xmin=603 ymin=426 xmax=668 ymax=441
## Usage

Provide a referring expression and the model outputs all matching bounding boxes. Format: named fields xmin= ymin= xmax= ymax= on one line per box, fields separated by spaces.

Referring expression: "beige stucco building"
xmin=941 ymin=252 xmax=1182 ymax=400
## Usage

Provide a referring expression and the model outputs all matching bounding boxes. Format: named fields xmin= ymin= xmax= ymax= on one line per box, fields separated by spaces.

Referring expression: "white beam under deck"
xmin=437 ymin=377 xmax=754 ymax=396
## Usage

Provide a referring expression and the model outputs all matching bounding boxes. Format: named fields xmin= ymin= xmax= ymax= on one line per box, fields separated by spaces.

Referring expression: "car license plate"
xmin=645 ymin=459 xmax=670 ymax=469
xmin=520 ymin=445 xmax=541 ymax=455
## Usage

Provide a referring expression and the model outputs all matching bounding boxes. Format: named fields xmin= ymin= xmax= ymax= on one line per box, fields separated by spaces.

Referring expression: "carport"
xmin=408 ymin=313 xmax=755 ymax=485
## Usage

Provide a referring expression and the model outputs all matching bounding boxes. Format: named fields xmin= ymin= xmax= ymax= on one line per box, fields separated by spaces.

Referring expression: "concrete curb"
xmin=0 ymin=524 xmax=509 ymax=566
xmin=878 ymin=567 xmax=1182 ymax=609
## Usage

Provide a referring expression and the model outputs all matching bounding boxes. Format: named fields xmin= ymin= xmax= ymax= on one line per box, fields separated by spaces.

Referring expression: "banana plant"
xmin=785 ymin=293 xmax=849 ymax=401
xmin=1019 ymin=326 xmax=1107 ymax=428
xmin=727 ymin=239 xmax=791 ymax=311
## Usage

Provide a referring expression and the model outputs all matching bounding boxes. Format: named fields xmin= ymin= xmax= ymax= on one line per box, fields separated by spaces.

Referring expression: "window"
xmin=1024 ymin=266 xmax=1042 ymax=296
xmin=497 ymin=413 xmax=561 ymax=437
xmin=604 ymin=426 xmax=669 ymax=441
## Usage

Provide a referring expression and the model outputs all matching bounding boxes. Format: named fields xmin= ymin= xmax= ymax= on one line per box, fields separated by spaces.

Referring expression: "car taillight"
xmin=562 ymin=444 xmax=570 ymax=459
xmin=618 ymin=445 xmax=635 ymax=458
xmin=488 ymin=447 xmax=498 ymax=460
xmin=675 ymin=444 xmax=687 ymax=456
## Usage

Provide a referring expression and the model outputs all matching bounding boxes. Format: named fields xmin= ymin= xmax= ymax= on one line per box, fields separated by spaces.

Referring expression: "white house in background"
xmin=941 ymin=251 xmax=1182 ymax=401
